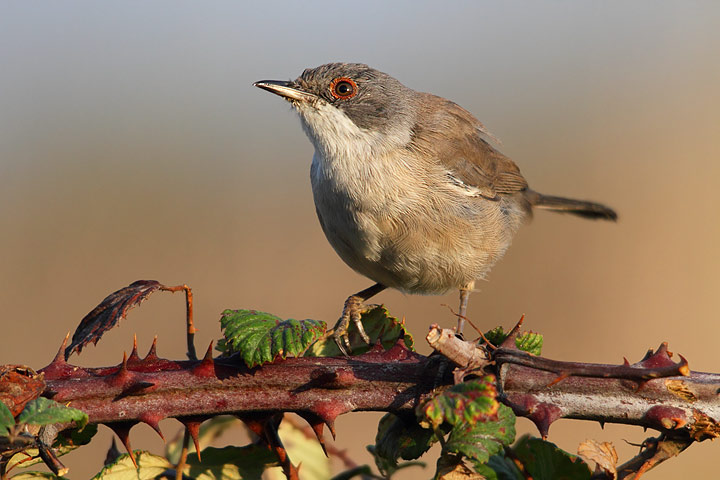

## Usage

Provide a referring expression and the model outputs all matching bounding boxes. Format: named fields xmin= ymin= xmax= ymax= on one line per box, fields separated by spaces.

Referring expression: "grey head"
xmin=254 ymin=63 xmax=418 ymax=155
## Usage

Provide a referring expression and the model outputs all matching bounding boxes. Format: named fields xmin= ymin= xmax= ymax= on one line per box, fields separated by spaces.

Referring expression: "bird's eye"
xmin=330 ymin=77 xmax=357 ymax=99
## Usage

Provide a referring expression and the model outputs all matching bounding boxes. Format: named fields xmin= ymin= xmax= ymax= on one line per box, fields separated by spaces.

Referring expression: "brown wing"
xmin=408 ymin=93 xmax=528 ymax=199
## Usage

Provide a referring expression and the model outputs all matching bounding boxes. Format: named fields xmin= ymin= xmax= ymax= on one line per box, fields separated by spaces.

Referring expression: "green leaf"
xmin=486 ymin=454 xmax=524 ymax=480
xmin=483 ymin=326 xmax=508 ymax=346
xmin=482 ymin=327 xmax=543 ymax=355
xmin=9 ymin=473 xmax=66 ymax=479
xmin=17 ymin=398 xmax=87 ymax=429
xmin=512 ymin=436 xmax=591 ymax=480
xmin=91 ymin=451 xmax=172 ymax=479
xmin=445 ymin=403 xmax=516 ymax=468
xmin=515 ymin=332 xmax=543 ymax=356
xmin=307 ymin=306 xmax=414 ymax=357
xmin=371 ymin=413 xmax=434 ymax=476
xmin=265 ymin=420 xmax=331 ymax=480
xmin=418 ymin=377 xmax=500 ymax=429
xmin=0 ymin=401 xmax=15 ymax=436
xmin=472 ymin=462 xmax=500 ymax=480
xmin=219 ymin=309 xmax=327 ymax=367
xmin=55 ymin=422 xmax=98 ymax=449
xmin=185 ymin=445 xmax=279 ymax=479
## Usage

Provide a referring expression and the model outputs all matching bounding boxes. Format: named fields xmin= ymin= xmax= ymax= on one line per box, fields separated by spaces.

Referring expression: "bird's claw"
xmin=331 ymin=294 xmax=371 ymax=356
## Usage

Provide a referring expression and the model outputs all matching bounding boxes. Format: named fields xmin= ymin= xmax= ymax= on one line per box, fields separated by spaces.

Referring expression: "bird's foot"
xmin=331 ymin=294 xmax=371 ymax=355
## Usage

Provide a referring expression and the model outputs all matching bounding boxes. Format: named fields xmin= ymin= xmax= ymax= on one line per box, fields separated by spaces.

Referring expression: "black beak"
xmin=253 ymin=80 xmax=317 ymax=102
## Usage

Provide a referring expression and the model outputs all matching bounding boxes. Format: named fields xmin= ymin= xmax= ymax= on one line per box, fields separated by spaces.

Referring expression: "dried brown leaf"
xmin=65 ymin=280 xmax=165 ymax=359
xmin=436 ymin=458 xmax=485 ymax=480
xmin=577 ymin=439 xmax=617 ymax=478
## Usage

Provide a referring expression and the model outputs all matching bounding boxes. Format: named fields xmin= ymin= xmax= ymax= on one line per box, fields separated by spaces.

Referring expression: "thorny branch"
xmin=3 ymin=316 xmax=719 ymax=478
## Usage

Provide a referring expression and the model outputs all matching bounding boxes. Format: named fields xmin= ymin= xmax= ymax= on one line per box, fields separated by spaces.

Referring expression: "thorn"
xmin=499 ymin=314 xmax=525 ymax=349
xmin=43 ymin=333 xmax=80 ymax=379
xmin=56 ymin=333 xmax=70 ymax=363
xmin=297 ymin=412 xmax=329 ymax=456
xmin=644 ymin=405 xmax=689 ymax=430
xmin=326 ymin=420 xmax=336 ymax=440
xmin=128 ymin=334 xmax=140 ymax=364
xmin=107 ymin=422 xmax=137 ymax=468
xmin=145 ymin=336 xmax=159 ymax=362
xmin=678 ymin=354 xmax=690 ymax=376
xmin=104 ymin=437 xmax=122 ymax=465
xmin=635 ymin=343 xmax=677 ymax=369
xmin=599 ymin=421 xmax=605 ymax=429
xmin=310 ymin=402 xmax=347 ymax=439
xmin=107 ymin=352 xmax=135 ymax=388
xmin=527 ymin=403 xmax=562 ymax=439
xmin=120 ymin=351 xmax=128 ymax=370
xmin=192 ymin=342 xmax=215 ymax=377
xmin=184 ymin=421 xmax=202 ymax=461
xmin=623 ymin=357 xmax=630 ymax=366
xmin=239 ymin=416 xmax=266 ymax=439
xmin=640 ymin=348 xmax=654 ymax=362
xmin=139 ymin=413 xmax=165 ymax=441
xmin=121 ymin=381 xmax=156 ymax=396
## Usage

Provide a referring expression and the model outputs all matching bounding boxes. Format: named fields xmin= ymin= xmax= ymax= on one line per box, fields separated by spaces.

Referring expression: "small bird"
xmin=254 ymin=63 xmax=616 ymax=353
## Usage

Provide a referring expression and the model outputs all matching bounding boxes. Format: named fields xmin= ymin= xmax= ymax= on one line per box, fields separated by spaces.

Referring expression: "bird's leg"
xmin=457 ymin=281 xmax=475 ymax=335
xmin=332 ymin=283 xmax=386 ymax=354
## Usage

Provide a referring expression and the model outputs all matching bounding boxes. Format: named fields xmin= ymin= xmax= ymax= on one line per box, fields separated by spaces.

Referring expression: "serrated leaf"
xmin=0 ymin=401 xmax=15 ymax=436
xmin=445 ymin=404 xmax=516 ymax=468
xmin=371 ymin=413 xmax=435 ymax=476
xmin=9 ymin=473 xmax=66 ymax=479
xmin=91 ymin=451 xmax=172 ymax=479
xmin=482 ymin=327 xmax=543 ymax=355
xmin=17 ymin=398 xmax=87 ymax=429
xmin=215 ymin=337 xmax=228 ymax=354
xmin=66 ymin=280 xmax=166 ymax=359
xmin=515 ymin=332 xmax=543 ymax=356
xmin=185 ymin=445 xmax=279 ymax=479
xmin=483 ymin=327 xmax=508 ymax=347
xmin=419 ymin=377 xmax=499 ymax=430
xmin=307 ymin=306 xmax=414 ymax=357
xmin=513 ymin=436 xmax=591 ymax=480
xmin=265 ymin=420 xmax=331 ymax=480
xmin=576 ymin=439 xmax=617 ymax=478
xmin=220 ymin=309 xmax=327 ymax=367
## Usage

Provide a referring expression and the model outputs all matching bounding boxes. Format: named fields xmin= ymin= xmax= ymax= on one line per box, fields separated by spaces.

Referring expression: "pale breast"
xmin=309 ymin=150 xmax=525 ymax=294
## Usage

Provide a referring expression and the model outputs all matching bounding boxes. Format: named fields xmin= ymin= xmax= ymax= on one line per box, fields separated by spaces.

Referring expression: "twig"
xmin=161 ymin=284 xmax=197 ymax=361
xmin=616 ymin=433 xmax=693 ymax=479
xmin=175 ymin=428 xmax=190 ymax=480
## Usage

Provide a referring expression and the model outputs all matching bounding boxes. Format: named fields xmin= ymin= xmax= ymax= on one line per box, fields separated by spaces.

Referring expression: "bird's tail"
xmin=526 ymin=190 xmax=617 ymax=221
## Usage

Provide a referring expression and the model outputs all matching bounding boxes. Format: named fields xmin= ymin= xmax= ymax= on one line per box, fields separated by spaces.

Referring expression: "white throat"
xmin=295 ymin=101 xmax=387 ymax=162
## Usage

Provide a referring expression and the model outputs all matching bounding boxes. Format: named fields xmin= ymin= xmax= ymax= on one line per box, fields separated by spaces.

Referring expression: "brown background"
xmin=1 ymin=2 xmax=719 ymax=478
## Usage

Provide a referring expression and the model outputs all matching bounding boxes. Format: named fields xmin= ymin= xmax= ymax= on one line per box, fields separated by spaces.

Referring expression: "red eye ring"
xmin=330 ymin=77 xmax=357 ymax=99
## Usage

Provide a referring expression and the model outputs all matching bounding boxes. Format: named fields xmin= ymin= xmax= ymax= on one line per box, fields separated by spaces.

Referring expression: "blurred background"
xmin=1 ymin=1 xmax=719 ymax=478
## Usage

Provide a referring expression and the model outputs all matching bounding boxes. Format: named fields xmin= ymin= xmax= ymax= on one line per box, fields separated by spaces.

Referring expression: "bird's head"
xmin=254 ymin=63 xmax=417 ymax=157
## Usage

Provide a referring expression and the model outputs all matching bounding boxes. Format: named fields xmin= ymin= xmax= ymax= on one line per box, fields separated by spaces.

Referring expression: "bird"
xmin=254 ymin=63 xmax=616 ymax=353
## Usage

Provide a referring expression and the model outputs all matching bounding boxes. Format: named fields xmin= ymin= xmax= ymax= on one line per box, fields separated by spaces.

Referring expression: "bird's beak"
xmin=253 ymin=80 xmax=317 ymax=103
